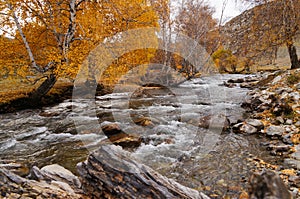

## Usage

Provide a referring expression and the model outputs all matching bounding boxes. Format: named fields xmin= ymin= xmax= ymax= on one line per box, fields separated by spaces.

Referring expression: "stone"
xmin=0 ymin=162 xmax=29 ymax=177
xmin=101 ymin=123 xmax=141 ymax=149
xmin=232 ymin=123 xmax=243 ymax=133
xmin=101 ymin=123 xmax=122 ymax=137
xmin=248 ymin=170 xmax=292 ymax=199
xmin=223 ymin=81 xmax=236 ymax=88
xmin=133 ymin=117 xmax=154 ymax=127
xmin=288 ymin=176 xmax=300 ymax=188
xmin=266 ymin=125 xmax=285 ymax=137
xmin=286 ymin=119 xmax=293 ymax=125
xmin=228 ymin=78 xmax=245 ymax=83
xmin=240 ymin=123 xmax=258 ymax=135
xmin=271 ymin=75 xmax=282 ymax=84
xmin=198 ymin=114 xmax=230 ymax=132
xmin=0 ymin=168 xmax=83 ymax=199
xmin=31 ymin=164 xmax=81 ymax=190
xmin=295 ymin=83 xmax=300 ymax=90
xmin=275 ymin=116 xmax=285 ymax=124
xmin=245 ymin=119 xmax=264 ymax=129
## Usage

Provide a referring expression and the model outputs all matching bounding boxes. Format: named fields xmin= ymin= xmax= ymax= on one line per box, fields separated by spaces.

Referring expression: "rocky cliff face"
xmin=221 ymin=2 xmax=300 ymax=70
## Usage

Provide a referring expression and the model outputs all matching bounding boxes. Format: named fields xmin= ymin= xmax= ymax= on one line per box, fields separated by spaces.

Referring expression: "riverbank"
xmin=225 ymin=68 xmax=300 ymax=197
xmin=0 ymin=79 xmax=112 ymax=113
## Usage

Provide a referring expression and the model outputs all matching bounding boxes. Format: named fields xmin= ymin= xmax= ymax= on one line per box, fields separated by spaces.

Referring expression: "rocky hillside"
xmin=221 ymin=2 xmax=300 ymax=70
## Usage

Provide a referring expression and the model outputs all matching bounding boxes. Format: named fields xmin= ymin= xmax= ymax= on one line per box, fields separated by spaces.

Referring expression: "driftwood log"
xmin=77 ymin=145 xmax=210 ymax=199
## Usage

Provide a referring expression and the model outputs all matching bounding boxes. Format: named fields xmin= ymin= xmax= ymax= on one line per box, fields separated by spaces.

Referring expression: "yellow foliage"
xmin=212 ymin=48 xmax=237 ymax=73
xmin=0 ymin=0 xmax=161 ymax=88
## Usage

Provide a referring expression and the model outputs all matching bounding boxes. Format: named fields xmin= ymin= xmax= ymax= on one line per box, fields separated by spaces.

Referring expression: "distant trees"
xmin=239 ymin=0 xmax=300 ymax=69
xmin=146 ymin=0 xmax=218 ymax=82
xmin=175 ymin=0 xmax=218 ymax=55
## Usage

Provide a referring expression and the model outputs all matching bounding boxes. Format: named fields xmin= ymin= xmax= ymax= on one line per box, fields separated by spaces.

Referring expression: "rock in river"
xmin=101 ymin=123 xmax=141 ymax=149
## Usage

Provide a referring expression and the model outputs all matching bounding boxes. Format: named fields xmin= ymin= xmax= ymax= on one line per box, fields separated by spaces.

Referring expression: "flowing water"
xmin=0 ymin=74 xmax=277 ymax=197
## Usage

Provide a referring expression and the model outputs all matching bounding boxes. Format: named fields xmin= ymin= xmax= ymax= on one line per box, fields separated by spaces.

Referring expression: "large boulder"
xmin=77 ymin=145 xmax=210 ymax=199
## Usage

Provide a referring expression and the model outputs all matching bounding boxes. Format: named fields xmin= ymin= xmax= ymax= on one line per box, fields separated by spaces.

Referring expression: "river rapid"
xmin=0 ymin=74 xmax=278 ymax=197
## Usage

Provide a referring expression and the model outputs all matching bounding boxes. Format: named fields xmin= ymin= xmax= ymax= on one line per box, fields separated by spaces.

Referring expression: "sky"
xmin=208 ymin=0 xmax=252 ymax=22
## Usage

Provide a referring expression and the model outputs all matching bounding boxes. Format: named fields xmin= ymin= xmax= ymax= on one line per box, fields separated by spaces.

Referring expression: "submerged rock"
xmin=198 ymin=114 xmax=230 ymax=132
xmin=101 ymin=123 xmax=141 ymax=149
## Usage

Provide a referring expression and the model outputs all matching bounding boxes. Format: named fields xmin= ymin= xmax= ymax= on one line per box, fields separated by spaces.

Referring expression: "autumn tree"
xmin=0 ymin=0 xmax=160 ymax=104
xmin=238 ymin=0 xmax=300 ymax=69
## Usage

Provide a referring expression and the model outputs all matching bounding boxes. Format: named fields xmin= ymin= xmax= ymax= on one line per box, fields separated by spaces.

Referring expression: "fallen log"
xmin=77 ymin=145 xmax=210 ymax=199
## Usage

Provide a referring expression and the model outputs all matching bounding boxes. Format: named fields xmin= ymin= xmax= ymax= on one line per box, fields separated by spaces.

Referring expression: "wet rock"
xmin=240 ymin=81 xmax=259 ymax=88
xmin=101 ymin=123 xmax=141 ymax=149
xmin=232 ymin=123 xmax=243 ymax=133
xmin=198 ymin=115 xmax=230 ymax=131
xmin=248 ymin=170 xmax=292 ymax=199
xmin=77 ymin=145 xmax=210 ymax=199
xmin=223 ymin=81 xmax=236 ymax=88
xmin=133 ymin=117 xmax=155 ymax=127
xmin=101 ymin=123 xmax=122 ymax=137
xmin=266 ymin=125 xmax=285 ymax=137
xmin=228 ymin=78 xmax=245 ymax=83
xmin=31 ymin=164 xmax=81 ymax=190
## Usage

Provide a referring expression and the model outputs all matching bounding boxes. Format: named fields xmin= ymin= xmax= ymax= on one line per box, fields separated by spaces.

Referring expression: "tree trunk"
xmin=29 ymin=74 xmax=57 ymax=103
xmin=77 ymin=145 xmax=210 ymax=199
xmin=8 ymin=3 xmax=43 ymax=73
xmin=287 ymin=41 xmax=300 ymax=69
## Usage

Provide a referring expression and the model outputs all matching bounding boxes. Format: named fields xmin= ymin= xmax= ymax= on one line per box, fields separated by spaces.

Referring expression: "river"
xmin=0 ymin=74 xmax=277 ymax=197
